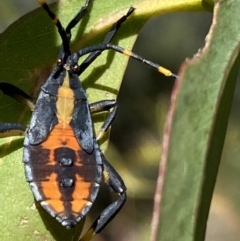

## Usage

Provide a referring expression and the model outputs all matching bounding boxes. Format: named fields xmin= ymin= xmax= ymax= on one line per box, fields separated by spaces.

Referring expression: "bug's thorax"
xmin=56 ymin=67 xmax=75 ymax=126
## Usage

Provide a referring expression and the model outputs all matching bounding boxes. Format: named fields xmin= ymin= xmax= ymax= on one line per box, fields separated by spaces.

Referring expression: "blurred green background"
xmin=1 ymin=1 xmax=240 ymax=241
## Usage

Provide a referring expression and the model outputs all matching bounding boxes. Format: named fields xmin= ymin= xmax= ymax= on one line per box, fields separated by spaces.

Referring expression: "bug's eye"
xmin=57 ymin=58 xmax=63 ymax=66
xmin=72 ymin=65 xmax=80 ymax=73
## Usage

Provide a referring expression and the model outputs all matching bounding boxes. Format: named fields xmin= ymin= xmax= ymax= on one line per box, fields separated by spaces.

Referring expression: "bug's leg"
xmin=0 ymin=82 xmax=35 ymax=110
xmin=90 ymin=100 xmax=118 ymax=140
xmin=78 ymin=7 xmax=135 ymax=75
xmin=0 ymin=123 xmax=27 ymax=138
xmin=79 ymin=153 xmax=126 ymax=241
xmin=0 ymin=83 xmax=29 ymax=137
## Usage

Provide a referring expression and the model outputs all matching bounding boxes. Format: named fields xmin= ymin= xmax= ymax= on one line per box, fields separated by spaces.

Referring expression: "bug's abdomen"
xmin=23 ymin=123 xmax=102 ymax=227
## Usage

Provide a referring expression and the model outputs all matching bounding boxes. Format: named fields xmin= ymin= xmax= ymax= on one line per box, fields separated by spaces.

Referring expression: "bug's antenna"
xmin=38 ymin=0 xmax=70 ymax=63
xmin=66 ymin=0 xmax=92 ymax=41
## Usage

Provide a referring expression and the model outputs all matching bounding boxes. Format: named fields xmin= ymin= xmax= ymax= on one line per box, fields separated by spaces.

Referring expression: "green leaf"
xmin=0 ymin=0 xmax=206 ymax=240
xmin=152 ymin=0 xmax=240 ymax=241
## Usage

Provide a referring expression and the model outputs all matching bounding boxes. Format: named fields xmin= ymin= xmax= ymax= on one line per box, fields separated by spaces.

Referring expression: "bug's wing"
xmin=70 ymin=99 xmax=94 ymax=154
xmin=68 ymin=73 xmax=94 ymax=154
xmin=28 ymin=92 xmax=58 ymax=145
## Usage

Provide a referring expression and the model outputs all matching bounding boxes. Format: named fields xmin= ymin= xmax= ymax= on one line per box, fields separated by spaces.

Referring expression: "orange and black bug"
xmin=0 ymin=0 xmax=176 ymax=240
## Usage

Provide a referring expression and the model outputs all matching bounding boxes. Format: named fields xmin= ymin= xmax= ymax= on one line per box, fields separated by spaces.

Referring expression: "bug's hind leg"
xmin=90 ymin=100 xmax=118 ymax=140
xmin=0 ymin=82 xmax=35 ymax=110
xmin=79 ymin=153 xmax=126 ymax=241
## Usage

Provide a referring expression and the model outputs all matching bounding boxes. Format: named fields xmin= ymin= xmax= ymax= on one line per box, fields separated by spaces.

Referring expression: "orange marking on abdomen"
xmin=41 ymin=123 xmax=81 ymax=150
xmin=40 ymin=173 xmax=62 ymax=200
xmin=42 ymin=200 xmax=65 ymax=214
xmin=71 ymin=200 xmax=91 ymax=213
xmin=39 ymin=123 xmax=84 ymax=167
xmin=33 ymin=122 xmax=100 ymax=220
xmin=72 ymin=181 xmax=93 ymax=200
xmin=42 ymin=179 xmax=93 ymax=201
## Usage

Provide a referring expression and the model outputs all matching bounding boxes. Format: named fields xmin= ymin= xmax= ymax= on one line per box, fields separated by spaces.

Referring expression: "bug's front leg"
xmin=79 ymin=152 xmax=126 ymax=241
xmin=0 ymin=123 xmax=27 ymax=138
xmin=0 ymin=82 xmax=35 ymax=110
xmin=0 ymin=82 xmax=32 ymax=137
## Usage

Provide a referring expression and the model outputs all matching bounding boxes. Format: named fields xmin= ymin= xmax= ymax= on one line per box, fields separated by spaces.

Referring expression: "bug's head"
xmin=56 ymin=47 xmax=71 ymax=70
xmin=56 ymin=53 xmax=81 ymax=76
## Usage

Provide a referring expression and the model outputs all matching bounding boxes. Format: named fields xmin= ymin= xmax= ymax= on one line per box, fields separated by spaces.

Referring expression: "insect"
xmin=0 ymin=0 xmax=176 ymax=240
